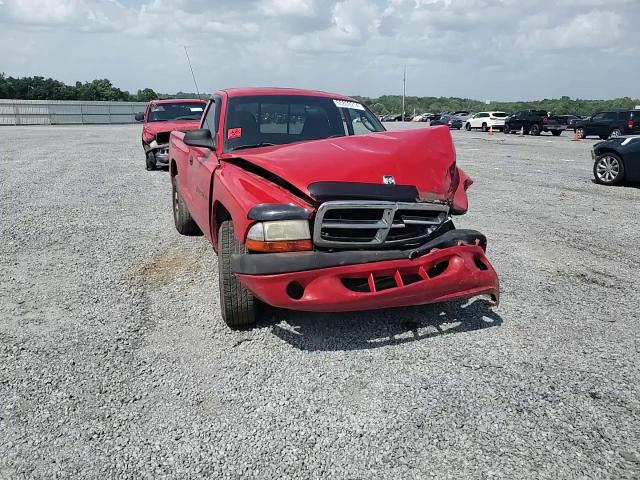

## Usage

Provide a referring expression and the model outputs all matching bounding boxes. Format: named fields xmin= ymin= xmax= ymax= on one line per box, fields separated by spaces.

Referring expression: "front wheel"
xmin=577 ymin=127 xmax=586 ymax=139
xmin=146 ymin=151 xmax=157 ymax=171
xmin=594 ymin=153 xmax=625 ymax=186
xmin=609 ymin=128 xmax=622 ymax=138
xmin=218 ymin=221 xmax=257 ymax=329
xmin=551 ymin=130 xmax=562 ymax=136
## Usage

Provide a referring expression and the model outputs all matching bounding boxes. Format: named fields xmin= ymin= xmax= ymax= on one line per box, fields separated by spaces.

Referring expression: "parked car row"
xmin=379 ymin=107 xmax=640 ymax=141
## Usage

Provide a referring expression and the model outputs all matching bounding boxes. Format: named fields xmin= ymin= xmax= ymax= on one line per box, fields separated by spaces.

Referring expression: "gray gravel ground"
xmin=1 ymin=124 xmax=639 ymax=479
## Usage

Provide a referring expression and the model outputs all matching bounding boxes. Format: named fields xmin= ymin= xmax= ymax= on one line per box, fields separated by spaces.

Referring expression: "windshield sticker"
xmin=333 ymin=99 xmax=365 ymax=111
xmin=228 ymin=128 xmax=242 ymax=139
xmin=190 ymin=107 xmax=203 ymax=112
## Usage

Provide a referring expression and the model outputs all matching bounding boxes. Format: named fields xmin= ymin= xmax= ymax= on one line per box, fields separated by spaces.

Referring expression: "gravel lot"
xmin=1 ymin=124 xmax=639 ymax=479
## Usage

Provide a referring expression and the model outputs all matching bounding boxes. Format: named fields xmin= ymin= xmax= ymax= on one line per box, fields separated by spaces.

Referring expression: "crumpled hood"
xmin=223 ymin=126 xmax=458 ymax=203
xmin=143 ymin=120 xmax=202 ymax=139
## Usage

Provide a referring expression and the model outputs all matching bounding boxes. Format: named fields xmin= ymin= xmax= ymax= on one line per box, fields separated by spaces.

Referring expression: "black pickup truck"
xmin=504 ymin=110 xmax=565 ymax=136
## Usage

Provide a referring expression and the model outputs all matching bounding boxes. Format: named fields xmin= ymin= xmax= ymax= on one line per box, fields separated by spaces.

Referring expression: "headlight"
xmin=246 ymin=220 xmax=312 ymax=252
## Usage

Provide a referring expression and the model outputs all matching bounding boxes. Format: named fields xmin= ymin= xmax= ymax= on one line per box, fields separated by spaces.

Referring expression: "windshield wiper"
xmin=230 ymin=142 xmax=276 ymax=152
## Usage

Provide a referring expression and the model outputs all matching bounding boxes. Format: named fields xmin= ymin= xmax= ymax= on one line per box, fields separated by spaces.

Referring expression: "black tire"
xmin=503 ymin=123 xmax=510 ymax=134
xmin=172 ymin=175 xmax=200 ymax=235
xmin=577 ymin=127 xmax=586 ymax=139
xmin=465 ymin=123 xmax=471 ymax=131
xmin=593 ymin=152 xmax=625 ymax=186
xmin=530 ymin=124 xmax=541 ymax=136
xmin=146 ymin=151 xmax=157 ymax=171
xmin=551 ymin=130 xmax=562 ymax=136
xmin=481 ymin=123 xmax=488 ymax=132
xmin=609 ymin=128 xmax=622 ymax=139
xmin=218 ymin=221 xmax=256 ymax=328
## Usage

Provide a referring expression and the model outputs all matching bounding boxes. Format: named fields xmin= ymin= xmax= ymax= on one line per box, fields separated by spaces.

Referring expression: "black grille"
xmin=155 ymin=131 xmax=171 ymax=144
xmin=313 ymin=201 xmax=449 ymax=249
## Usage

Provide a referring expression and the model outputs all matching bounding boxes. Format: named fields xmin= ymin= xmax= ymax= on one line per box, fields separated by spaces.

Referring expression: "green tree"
xmin=135 ymin=88 xmax=158 ymax=102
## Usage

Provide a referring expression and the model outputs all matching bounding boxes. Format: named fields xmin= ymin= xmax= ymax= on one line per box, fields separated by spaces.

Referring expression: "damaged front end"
xmin=227 ymin=126 xmax=499 ymax=311
xmin=143 ymin=131 xmax=171 ymax=166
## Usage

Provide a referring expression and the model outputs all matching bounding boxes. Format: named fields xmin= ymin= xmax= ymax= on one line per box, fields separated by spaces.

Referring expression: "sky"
xmin=0 ymin=0 xmax=638 ymax=101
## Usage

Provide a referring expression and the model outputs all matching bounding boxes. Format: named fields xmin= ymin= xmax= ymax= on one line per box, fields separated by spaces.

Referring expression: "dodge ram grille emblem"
xmin=382 ymin=175 xmax=395 ymax=185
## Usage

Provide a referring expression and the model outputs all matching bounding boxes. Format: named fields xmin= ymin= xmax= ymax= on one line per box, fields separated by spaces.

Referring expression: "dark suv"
xmin=574 ymin=110 xmax=640 ymax=139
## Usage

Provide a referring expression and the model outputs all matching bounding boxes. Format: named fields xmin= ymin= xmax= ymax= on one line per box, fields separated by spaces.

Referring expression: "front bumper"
xmin=143 ymin=140 xmax=169 ymax=165
xmin=232 ymin=230 xmax=499 ymax=312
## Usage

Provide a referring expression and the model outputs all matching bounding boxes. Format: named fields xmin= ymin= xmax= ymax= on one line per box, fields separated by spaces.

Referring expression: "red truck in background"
xmin=169 ymin=88 xmax=499 ymax=328
xmin=135 ymin=99 xmax=206 ymax=170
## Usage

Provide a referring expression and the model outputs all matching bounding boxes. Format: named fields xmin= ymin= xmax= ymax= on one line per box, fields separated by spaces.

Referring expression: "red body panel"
xmin=237 ymin=245 xmax=499 ymax=311
xmin=168 ymin=88 xmax=499 ymax=313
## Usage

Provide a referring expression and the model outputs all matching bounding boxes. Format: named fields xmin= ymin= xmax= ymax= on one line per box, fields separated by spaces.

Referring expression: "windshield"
xmin=224 ymin=95 xmax=384 ymax=152
xmin=147 ymin=102 xmax=206 ymax=122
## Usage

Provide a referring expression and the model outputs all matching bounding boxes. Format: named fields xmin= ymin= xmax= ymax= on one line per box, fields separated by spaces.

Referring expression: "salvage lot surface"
xmin=1 ymin=124 xmax=639 ymax=479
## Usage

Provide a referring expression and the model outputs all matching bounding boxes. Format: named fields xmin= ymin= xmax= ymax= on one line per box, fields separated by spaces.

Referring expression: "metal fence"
xmin=0 ymin=99 xmax=148 ymax=125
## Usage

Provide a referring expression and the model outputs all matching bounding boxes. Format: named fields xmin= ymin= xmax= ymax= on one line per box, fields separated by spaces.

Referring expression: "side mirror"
xmin=183 ymin=129 xmax=215 ymax=150
xmin=135 ymin=112 xmax=144 ymax=122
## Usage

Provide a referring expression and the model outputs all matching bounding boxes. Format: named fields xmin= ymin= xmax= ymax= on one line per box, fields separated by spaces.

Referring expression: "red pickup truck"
xmin=135 ymin=99 xmax=206 ymax=170
xmin=169 ymin=88 xmax=499 ymax=328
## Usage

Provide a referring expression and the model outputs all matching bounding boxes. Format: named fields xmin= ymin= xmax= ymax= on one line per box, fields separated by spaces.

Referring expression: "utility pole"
xmin=402 ymin=65 xmax=406 ymax=121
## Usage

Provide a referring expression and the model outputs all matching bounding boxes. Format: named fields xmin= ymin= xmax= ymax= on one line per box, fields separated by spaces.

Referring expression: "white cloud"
xmin=518 ymin=11 xmax=623 ymax=50
xmin=0 ymin=0 xmax=638 ymax=100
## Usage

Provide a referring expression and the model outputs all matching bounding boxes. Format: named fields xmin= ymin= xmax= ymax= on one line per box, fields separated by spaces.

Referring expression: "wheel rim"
xmin=610 ymin=129 xmax=621 ymax=138
xmin=578 ymin=128 xmax=585 ymax=137
xmin=596 ymin=156 xmax=620 ymax=183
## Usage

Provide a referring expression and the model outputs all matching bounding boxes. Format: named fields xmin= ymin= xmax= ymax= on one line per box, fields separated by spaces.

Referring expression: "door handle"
xmin=189 ymin=156 xmax=193 ymax=166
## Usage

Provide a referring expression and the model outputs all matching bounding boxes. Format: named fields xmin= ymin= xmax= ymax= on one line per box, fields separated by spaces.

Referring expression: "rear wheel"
xmin=503 ymin=123 xmax=510 ymax=134
xmin=530 ymin=124 xmax=541 ymax=136
xmin=551 ymin=130 xmax=562 ymax=136
xmin=577 ymin=127 xmax=586 ymax=139
xmin=481 ymin=123 xmax=488 ymax=132
xmin=218 ymin=221 xmax=257 ymax=329
xmin=594 ymin=153 xmax=625 ymax=186
xmin=609 ymin=128 xmax=622 ymax=138
xmin=172 ymin=175 xmax=200 ymax=235
xmin=465 ymin=123 xmax=471 ymax=131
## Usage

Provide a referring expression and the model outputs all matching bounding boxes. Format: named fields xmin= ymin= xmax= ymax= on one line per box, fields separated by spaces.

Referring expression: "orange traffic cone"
xmin=518 ymin=126 xmax=524 ymax=137
xmin=488 ymin=125 xmax=494 ymax=135
xmin=572 ymin=129 xmax=580 ymax=141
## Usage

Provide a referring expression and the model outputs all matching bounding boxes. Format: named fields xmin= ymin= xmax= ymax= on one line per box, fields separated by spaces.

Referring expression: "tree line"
xmin=0 ymin=74 xmax=165 ymax=102
xmin=2 ymin=74 xmax=638 ymax=116
xmin=354 ymin=95 xmax=640 ymax=117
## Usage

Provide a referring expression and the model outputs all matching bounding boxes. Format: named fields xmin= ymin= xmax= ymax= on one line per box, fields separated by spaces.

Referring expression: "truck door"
xmin=588 ymin=112 xmax=609 ymax=137
xmin=186 ymin=98 xmax=221 ymax=241
xmin=510 ymin=111 xmax=523 ymax=130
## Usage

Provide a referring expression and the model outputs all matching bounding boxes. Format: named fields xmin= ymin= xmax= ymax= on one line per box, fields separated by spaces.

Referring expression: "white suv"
xmin=464 ymin=112 xmax=507 ymax=132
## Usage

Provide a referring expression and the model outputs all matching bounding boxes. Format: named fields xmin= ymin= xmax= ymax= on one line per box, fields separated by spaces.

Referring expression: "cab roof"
xmin=218 ymin=87 xmax=354 ymax=101
xmin=150 ymin=98 xmax=206 ymax=104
